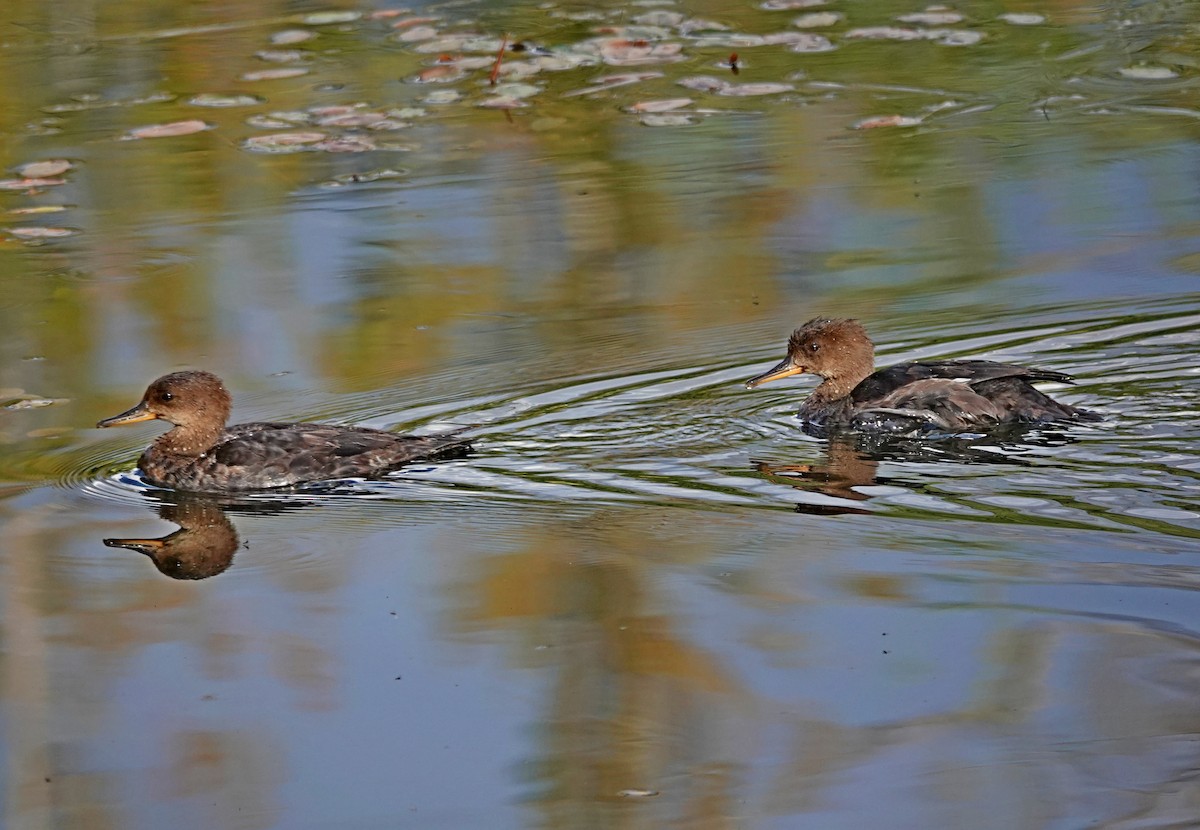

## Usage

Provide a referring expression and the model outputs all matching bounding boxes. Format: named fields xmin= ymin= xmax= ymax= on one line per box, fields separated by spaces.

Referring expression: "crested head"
xmin=745 ymin=316 xmax=876 ymax=394
xmin=786 ymin=318 xmax=874 ymax=380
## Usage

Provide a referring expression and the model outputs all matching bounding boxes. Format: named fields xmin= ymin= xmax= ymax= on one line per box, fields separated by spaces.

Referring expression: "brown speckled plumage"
xmin=98 ymin=371 xmax=472 ymax=492
xmin=746 ymin=318 xmax=1101 ymax=434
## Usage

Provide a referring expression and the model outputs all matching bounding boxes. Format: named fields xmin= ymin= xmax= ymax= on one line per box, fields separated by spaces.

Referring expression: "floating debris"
xmin=477 ymin=95 xmax=528 ymax=109
xmin=788 ymin=33 xmax=836 ymax=52
xmin=1119 ymin=64 xmax=1179 ymax=80
xmin=640 ymin=113 xmax=697 ymax=126
xmin=5 ymin=226 xmax=77 ymax=240
xmin=423 ymin=90 xmax=462 ymax=104
xmin=242 ymin=132 xmax=328 ymax=153
xmin=270 ymin=29 xmax=315 ymax=45
xmin=564 ymin=71 xmax=664 ymax=96
xmin=599 ymin=39 xmax=685 ymax=66
xmin=853 ymin=114 xmax=923 ymax=129
xmin=897 ymin=10 xmax=965 ymax=25
xmin=625 ymin=97 xmax=693 ymax=112
xmin=761 ymin=0 xmax=827 ymax=8
xmin=998 ymin=12 xmax=1045 ymax=25
xmin=301 ymin=11 xmax=361 ymax=25
xmin=793 ymin=12 xmax=844 ymax=27
xmin=3 ymin=393 xmax=67 ymax=409
xmin=8 ymin=205 xmax=70 ymax=215
xmin=617 ymin=789 xmax=660 ymax=798
xmin=188 ymin=93 xmax=263 ymax=107
xmin=0 ymin=177 xmax=66 ymax=190
xmin=123 ymin=120 xmax=211 ymax=139
xmin=15 ymin=159 xmax=72 ymax=178
xmin=240 ymin=67 xmax=310 ymax=81
xmin=255 ymin=49 xmax=306 ymax=63
xmin=677 ymin=76 xmax=793 ymax=96
xmin=396 ymin=26 xmax=439 ymax=42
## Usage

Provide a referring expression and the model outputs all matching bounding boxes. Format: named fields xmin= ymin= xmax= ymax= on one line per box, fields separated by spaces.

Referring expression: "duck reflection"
xmin=104 ymin=497 xmax=242 ymax=580
xmin=757 ymin=429 xmax=1076 ymax=515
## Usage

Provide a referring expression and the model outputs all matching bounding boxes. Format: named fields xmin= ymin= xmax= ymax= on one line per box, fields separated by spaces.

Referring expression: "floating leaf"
xmin=316 ymin=136 xmax=376 ymax=153
xmin=844 ymin=26 xmax=927 ymax=41
xmin=1119 ymin=64 xmax=1179 ymax=80
xmin=632 ymin=11 xmax=684 ymax=26
xmin=242 ymin=132 xmax=327 ymax=153
xmin=414 ymin=64 xmax=466 ymax=83
xmin=933 ymin=29 xmax=983 ymax=45
xmin=397 ymin=25 xmax=439 ymax=42
xmin=240 ymin=67 xmax=310 ymax=81
xmin=123 ymin=120 xmax=210 ymax=139
xmin=8 ymin=205 xmax=70 ymax=215
xmin=793 ymin=12 xmax=843 ymax=27
xmin=788 ymin=33 xmax=836 ymax=52
xmin=718 ymin=82 xmax=794 ymax=96
xmin=854 ymin=114 xmax=922 ymax=129
xmin=677 ymin=75 xmax=730 ymax=93
xmin=270 ymin=29 xmax=315 ymax=45
xmin=16 ymin=159 xmax=72 ymax=178
xmin=0 ymin=177 xmax=66 ymax=190
xmin=626 ymin=97 xmax=693 ymax=112
xmin=301 ymin=11 xmax=361 ymax=25
xmin=998 ymin=12 xmax=1045 ymax=25
xmin=564 ymin=71 xmax=664 ymax=96
xmin=761 ymin=0 xmax=827 ymax=8
xmin=188 ymin=93 xmax=263 ymax=107
xmin=599 ymin=39 xmax=685 ymax=66
xmin=640 ymin=113 xmax=697 ymax=126
xmin=391 ymin=16 xmax=441 ymax=28
xmin=490 ymin=83 xmax=542 ymax=99
xmin=897 ymin=10 xmax=965 ymax=25
xmin=477 ymin=95 xmax=528 ymax=109
xmin=7 ymin=226 xmax=76 ymax=239
xmin=255 ymin=49 xmax=306 ymax=63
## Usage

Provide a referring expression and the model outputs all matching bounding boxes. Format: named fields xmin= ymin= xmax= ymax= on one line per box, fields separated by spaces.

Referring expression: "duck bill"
xmin=97 ymin=400 xmax=157 ymax=428
xmin=745 ymin=358 xmax=808 ymax=389
xmin=104 ymin=536 xmax=166 ymax=557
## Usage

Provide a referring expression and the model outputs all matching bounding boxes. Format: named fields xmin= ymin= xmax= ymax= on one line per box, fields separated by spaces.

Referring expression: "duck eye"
xmin=810 ymin=342 xmax=821 ymax=352
xmin=161 ymin=391 xmax=174 ymax=402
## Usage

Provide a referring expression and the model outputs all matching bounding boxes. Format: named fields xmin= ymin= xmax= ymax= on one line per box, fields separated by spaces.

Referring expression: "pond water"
xmin=2 ymin=0 xmax=1200 ymax=827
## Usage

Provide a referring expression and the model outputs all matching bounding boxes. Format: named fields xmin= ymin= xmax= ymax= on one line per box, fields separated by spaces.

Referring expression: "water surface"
xmin=2 ymin=0 xmax=1200 ymax=827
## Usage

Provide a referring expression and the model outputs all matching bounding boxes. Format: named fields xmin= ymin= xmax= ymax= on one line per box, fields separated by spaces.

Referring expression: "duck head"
xmin=745 ymin=317 xmax=875 ymax=392
xmin=97 ymin=370 xmax=233 ymax=454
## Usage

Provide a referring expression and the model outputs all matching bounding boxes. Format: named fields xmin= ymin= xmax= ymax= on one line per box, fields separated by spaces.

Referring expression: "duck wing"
xmin=851 ymin=379 xmax=1003 ymax=433
xmin=851 ymin=360 xmax=1074 ymax=406
xmin=205 ymin=423 xmax=472 ymax=489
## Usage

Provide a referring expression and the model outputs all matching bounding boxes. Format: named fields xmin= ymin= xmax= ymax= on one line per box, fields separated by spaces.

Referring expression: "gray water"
xmin=2 ymin=0 xmax=1200 ymax=827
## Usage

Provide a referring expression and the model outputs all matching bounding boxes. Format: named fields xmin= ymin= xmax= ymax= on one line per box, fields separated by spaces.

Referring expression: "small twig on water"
xmin=489 ymin=34 xmax=509 ymax=86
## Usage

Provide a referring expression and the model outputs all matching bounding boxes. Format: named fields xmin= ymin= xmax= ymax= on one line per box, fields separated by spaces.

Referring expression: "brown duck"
xmin=746 ymin=318 xmax=1100 ymax=434
xmin=97 ymin=370 xmax=471 ymax=492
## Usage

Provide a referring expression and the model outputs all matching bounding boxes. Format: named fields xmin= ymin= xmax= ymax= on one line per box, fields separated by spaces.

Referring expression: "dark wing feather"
xmin=204 ymin=423 xmax=471 ymax=490
xmin=852 ymin=360 xmax=1074 ymax=405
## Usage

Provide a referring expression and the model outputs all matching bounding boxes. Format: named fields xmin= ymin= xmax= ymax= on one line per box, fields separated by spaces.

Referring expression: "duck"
xmin=97 ymin=370 xmax=472 ymax=492
xmin=104 ymin=499 xmax=240 ymax=580
xmin=745 ymin=318 xmax=1101 ymax=434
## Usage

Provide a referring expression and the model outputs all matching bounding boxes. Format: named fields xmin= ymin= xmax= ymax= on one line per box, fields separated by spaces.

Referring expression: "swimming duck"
xmin=97 ymin=370 xmax=471 ymax=492
xmin=745 ymin=318 xmax=1100 ymax=434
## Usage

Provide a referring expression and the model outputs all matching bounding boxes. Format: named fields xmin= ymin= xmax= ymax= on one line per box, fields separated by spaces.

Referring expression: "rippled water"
xmin=4 ymin=0 xmax=1200 ymax=826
